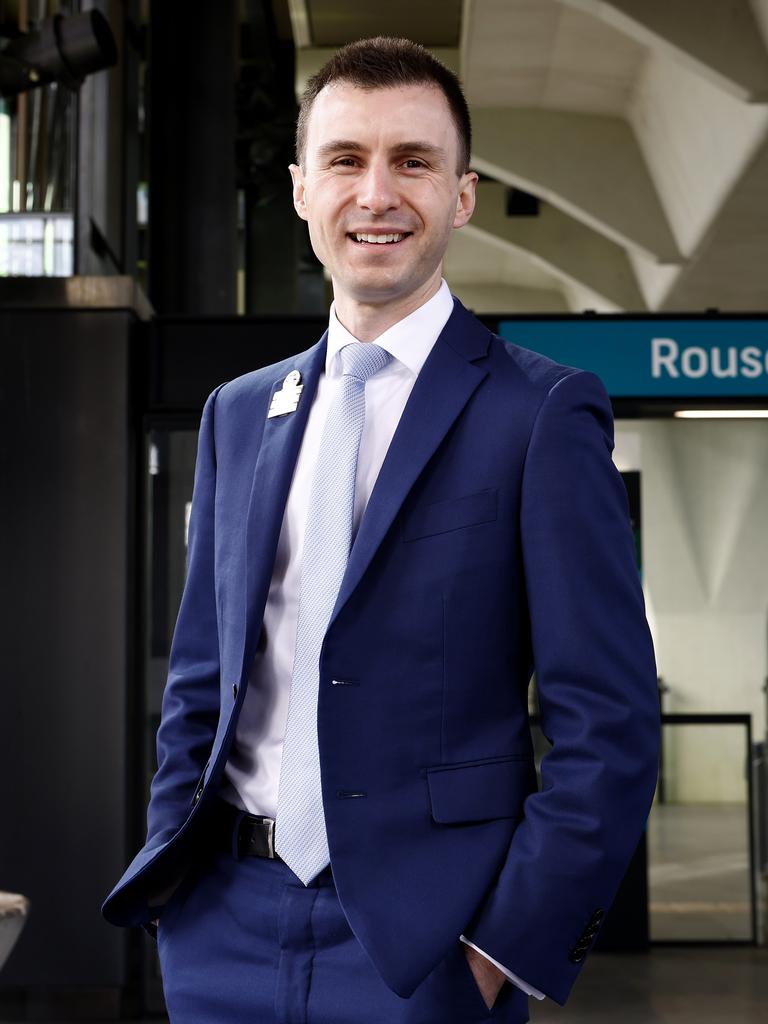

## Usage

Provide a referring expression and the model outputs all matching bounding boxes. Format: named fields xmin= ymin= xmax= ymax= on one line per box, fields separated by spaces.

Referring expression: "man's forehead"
xmin=306 ymin=81 xmax=455 ymax=146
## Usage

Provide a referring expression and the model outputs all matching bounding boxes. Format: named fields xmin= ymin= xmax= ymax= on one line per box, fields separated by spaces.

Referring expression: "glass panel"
xmin=146 ymin=428 xmax=199 ymax=775
xmin=0 ymin=212 xmax=73 ymax=275
xmin=144 ymin=426 xmax=198 ymax=1014
xmin=649 ymin=721 xmax=752 ymax=940
xmin=0 ymin=80 xmax=77 ymax=274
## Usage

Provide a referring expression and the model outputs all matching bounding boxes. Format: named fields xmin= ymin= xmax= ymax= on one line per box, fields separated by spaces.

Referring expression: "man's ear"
xmin=289 ymin=163 xmax=308 ymax=221
xmin=453 ymin=170 xmax=478 ymax=229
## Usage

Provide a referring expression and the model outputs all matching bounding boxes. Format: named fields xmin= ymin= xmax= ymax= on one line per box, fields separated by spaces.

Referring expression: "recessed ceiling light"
xmin=673 ymin=409 xmax=768 ymax=418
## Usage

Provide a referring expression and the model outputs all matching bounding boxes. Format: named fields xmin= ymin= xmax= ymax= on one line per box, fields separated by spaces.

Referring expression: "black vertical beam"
xmin=238 ymin=0 xmax=326 ymax=315
xmin=121 ymin=0 xmax=143 ymax=279
xmin=244 ymin=188 xmax=298 ymax=313
xmin=148 ymin=2 xmax=237 ymax=314
xmin=0 ymin=306 xmax=138 ymax=1001
xmin=77 ymin=0 xmax=134 ymax=276
xmin=239 ymin=0 xmax=298 ymax=316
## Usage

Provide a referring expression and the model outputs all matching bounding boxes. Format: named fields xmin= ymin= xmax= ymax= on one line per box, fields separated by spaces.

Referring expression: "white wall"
xmin=628 ymin=49 xmax=768 ymax=258
xmin=450 ymin=282 xmax=569 ymax=312
xmin=752 ymin=0 xmax=768 ymax=49
xmin=615 ymin=416 xmax=768 ymax=803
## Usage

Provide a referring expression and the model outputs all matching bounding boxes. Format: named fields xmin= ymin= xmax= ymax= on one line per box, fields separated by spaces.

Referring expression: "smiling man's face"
xmin=289 ymin=81 xmax=477 ymax=315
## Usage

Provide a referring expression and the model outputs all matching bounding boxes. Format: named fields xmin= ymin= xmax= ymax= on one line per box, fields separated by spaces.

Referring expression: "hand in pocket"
xmin=462 ymin=943 xmax=507 ymax=1011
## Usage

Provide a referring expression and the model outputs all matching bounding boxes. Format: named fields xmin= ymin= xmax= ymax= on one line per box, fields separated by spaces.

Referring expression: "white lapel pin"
xmin=267 ymin=369 xmax=304 ymax=418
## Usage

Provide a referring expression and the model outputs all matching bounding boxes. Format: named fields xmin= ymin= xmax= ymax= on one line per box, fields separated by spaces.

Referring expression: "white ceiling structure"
xmin=287 ymin=0 xmax=768 ymax=313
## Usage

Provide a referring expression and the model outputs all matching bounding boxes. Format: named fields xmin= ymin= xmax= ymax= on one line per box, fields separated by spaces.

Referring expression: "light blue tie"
xmin=274 ymin=340 xmax=393 ymax=884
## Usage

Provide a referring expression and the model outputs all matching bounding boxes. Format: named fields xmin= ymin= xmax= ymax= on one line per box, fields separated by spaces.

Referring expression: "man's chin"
xmin=336 ymin=268 xmax=437 ymax=307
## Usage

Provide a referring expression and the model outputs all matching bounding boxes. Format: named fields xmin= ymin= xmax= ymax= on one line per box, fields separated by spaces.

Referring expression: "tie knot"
xmin=339 ymin=342 xmax=392 ymax=383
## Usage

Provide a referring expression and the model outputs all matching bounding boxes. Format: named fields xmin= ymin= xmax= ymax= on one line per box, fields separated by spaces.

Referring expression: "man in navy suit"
xmin=102 ymin=36 xmax=660 ymax=1023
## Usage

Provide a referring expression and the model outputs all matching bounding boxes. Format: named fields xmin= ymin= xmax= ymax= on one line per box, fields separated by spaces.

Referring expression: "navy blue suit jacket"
xmin=102 ymin=297 xmax=660 ymax=1005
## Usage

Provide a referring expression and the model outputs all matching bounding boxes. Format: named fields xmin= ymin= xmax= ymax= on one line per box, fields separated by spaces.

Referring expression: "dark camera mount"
xmin=0 ymin=9 xmax=117 ymax=98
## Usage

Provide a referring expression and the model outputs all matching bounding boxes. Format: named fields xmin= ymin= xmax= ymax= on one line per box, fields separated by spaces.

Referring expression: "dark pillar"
xmin=76 ymin=0 xmax=142 ymax=278
xmin=238 ymin=0 xmax=326 ymax=315
xmin=245 ymin=188 xmax=299 ymax=314
xmin=148 ymin=1 xmax=238 ymax=314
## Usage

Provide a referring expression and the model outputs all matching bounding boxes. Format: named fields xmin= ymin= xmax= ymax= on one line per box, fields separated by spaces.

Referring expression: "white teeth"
xmin=354 ymin=233 xmax=406 ymax=243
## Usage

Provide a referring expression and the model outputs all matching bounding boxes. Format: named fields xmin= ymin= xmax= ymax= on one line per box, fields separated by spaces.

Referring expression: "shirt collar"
xmin=326 ymin=278 xmax=454 ymax=379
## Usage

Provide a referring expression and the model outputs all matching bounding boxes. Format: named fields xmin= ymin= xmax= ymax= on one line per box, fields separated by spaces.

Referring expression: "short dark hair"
xmin=295 ymin=36 xmax=472 ymax=175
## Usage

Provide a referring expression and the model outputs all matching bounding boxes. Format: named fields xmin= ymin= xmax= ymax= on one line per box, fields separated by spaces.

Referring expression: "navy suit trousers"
xmin=156 ymin=831 xmax=530 ymax=1024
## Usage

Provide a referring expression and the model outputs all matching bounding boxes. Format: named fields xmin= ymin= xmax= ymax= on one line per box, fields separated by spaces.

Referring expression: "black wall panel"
xmin=0 ymin=309 xmax=137 ymax=992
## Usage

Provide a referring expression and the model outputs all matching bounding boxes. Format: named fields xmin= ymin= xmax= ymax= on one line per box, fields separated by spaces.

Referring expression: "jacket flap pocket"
xmin=403 ymin=487 xmax=498 ymax=542
xmin=426 ymin=756 xmax=537 ymax=824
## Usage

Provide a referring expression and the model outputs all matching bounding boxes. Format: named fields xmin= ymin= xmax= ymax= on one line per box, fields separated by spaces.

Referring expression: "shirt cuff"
xmin=459 ymin=933 xmax=546 ymax=1001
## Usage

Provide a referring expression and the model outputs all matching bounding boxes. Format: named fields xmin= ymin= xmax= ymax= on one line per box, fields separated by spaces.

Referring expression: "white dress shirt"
xmin=218 ymin=278 xmax=545 ymax=1002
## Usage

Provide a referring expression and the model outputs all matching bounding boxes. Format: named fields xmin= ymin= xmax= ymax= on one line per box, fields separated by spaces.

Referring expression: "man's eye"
xmin=402 ymin=159 xmax=426 ymax=169
xmin=333 ymin=158 xmax=358 ymax=167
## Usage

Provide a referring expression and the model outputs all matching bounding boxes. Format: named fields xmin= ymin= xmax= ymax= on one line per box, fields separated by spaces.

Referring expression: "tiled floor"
xmin=647 ymin=802 xmax=754 ymax=941
xmin=531 ymin=946 xmax=768 ymax=1023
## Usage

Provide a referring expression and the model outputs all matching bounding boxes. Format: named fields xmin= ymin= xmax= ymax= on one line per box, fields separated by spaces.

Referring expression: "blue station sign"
xmin=498 ymin=318 xmax=768 ymax=396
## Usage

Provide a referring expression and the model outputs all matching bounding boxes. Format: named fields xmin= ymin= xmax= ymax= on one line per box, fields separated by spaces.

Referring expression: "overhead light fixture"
xmin=673 ymin=409 xmax=768 ymax=418
xmin=0 ymin=10 xmax=117 ymax=98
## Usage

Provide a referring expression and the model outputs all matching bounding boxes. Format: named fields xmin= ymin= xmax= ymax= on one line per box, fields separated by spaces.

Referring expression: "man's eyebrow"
xmin=314 ymin=140 xmax=447 ymax=161
xmin=389 ymin=142 xmax=447 ymax=161
xmin=315 ymin=140 xmax=365 ymax=160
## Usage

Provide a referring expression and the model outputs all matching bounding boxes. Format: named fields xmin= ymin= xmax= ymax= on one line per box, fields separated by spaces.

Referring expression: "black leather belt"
xmin=215 ymin=797 xmax=283 ymax=861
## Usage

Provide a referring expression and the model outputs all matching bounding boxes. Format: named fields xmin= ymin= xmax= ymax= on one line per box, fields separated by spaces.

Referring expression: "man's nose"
xmin=356 ymin=162 xmax=401 ymax=214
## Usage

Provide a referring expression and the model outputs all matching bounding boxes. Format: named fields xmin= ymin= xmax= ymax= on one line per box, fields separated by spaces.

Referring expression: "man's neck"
xmin=332 ymin=274 xmax=443 ymax=342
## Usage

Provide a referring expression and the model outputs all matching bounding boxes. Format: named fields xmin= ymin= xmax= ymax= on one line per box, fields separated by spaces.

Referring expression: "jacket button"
xmin=232 ymin=683 xmax=238 ymax=698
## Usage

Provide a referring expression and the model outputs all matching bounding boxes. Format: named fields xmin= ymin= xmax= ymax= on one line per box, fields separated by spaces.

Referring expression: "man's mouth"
xmin=348 ymin=232 xmax=412 ymax=245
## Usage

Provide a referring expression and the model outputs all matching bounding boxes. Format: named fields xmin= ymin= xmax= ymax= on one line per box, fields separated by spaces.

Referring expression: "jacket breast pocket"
xmin=403 ymin=487 xmax=498 ymax=542
xmin=425 ymin=754 xmax=537 ymax=824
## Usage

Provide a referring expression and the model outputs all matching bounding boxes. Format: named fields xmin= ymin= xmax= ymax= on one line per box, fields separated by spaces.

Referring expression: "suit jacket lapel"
xmin=240 ymin=334 xmax=327 ymax=679
xmin=327 ymin=298 xmax=490 ymax=632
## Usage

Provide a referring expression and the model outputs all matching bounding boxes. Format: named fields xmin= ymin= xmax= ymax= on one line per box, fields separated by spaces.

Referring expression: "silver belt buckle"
xmin=263 ymin=817 xmax=276 ymax=858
